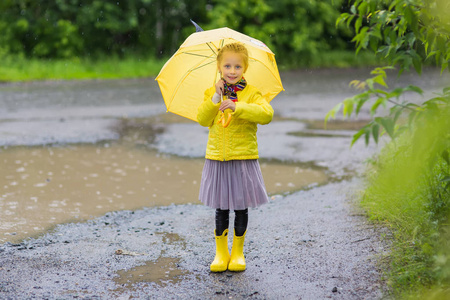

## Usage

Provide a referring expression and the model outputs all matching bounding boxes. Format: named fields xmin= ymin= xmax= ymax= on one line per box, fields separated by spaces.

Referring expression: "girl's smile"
xmin=218 ymin=52 xmax=246 ymax=84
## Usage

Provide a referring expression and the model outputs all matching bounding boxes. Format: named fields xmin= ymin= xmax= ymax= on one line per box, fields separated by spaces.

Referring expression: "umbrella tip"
xmin=190 ymin=19 xmax=204 ymax=32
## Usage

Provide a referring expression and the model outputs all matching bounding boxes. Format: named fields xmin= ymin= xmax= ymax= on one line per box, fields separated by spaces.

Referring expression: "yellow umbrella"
xmin=155 ymin=27 xmax=284 ymax=122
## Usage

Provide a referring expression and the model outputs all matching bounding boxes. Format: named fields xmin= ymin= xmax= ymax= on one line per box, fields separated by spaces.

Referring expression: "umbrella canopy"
xmin=156 ymin=27 xmax=284 ymax=122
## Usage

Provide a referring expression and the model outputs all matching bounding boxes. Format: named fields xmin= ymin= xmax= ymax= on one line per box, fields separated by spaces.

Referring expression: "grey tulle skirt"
xmin=199 ymin=159 xmax=269 ymax=210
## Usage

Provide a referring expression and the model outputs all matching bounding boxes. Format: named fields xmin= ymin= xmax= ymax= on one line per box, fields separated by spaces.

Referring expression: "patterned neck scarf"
xmin=223 ymin=77 xmax=247 ymax=102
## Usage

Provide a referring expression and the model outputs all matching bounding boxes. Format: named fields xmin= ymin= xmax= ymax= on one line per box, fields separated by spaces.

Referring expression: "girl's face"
xmin=218 ymin=52 xmax=246 ymax=85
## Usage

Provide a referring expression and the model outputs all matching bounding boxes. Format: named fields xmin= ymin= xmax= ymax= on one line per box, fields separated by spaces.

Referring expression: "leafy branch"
xmin=328 ymin=0 xmax=450 ymax=146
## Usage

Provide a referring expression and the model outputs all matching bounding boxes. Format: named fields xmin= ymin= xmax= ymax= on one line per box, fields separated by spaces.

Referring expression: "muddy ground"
xmin=0 ymin=179 xmax=385 ymax=299
xmin=0 ymin=121 xmax=386 ymax=299
xmin=2 ymin=68 xmax=448 ymax=299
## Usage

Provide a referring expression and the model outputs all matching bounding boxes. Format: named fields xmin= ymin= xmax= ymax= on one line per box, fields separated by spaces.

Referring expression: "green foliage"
xmin=362 ymin=106 xmax=450 ymax=296
xmin=0 ymin=0 xmax=209 ymax=59
xmin=336 ymin=0 xmax=450 ymax=74
xmin=0 ymin=0 xmax=357 ymax=68
xmin=208 ymin=0 xmax=354 ymax=67
xmin=329 ymin=0 xmax=450 ymax=296
xmin=327 ymin=0 xmax=450 ymax=146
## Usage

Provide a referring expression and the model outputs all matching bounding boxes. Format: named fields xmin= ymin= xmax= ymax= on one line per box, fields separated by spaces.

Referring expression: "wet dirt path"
xmin=1 ymin=69 xmax=449 ymax=299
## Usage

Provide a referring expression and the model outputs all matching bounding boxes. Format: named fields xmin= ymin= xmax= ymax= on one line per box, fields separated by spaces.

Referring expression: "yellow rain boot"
xmin=228 ymin=230 xmax=246 ymax=272
xmin=210 ymin=229 xmax=230 ymax=272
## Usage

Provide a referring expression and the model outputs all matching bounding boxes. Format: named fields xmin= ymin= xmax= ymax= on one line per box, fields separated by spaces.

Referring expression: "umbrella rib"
xmin=166 ymin=56 xmax=216 ymax=112
xmin=190 ymin=60 xmax=215 ymax=72
xmin=249 ymin=56 xmax=284 ymax=90
xmin=181 ymin=52 xmax=216 ymax=59
xmin=206 ymin=42 xmax=218 ymax=55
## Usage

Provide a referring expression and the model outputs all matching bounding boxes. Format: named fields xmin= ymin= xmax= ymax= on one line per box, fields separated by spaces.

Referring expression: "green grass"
xmin=277 ymin=50 xmax=384 ymax=70
xmin=0 ymin=50 xmax=382 ymax=82
xmin=0 ymin=55 xmax=166 ymax=82
xmin=361 ymin=108 xmax=450 ymax=298
xmin=308 ymin=50 xmax=383 ymax=68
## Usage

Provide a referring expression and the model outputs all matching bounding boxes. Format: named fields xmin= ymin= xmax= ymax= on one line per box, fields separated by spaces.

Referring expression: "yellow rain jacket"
xmin=197 ymin=85 xmax=274 ymax=161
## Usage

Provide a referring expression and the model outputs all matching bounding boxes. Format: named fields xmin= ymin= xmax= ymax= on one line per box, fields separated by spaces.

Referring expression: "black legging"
xmin=215 ymin=208 xmax=248 ymax=236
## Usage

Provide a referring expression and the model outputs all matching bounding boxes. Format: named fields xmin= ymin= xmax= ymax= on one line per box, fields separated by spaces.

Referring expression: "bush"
xmin=362 ymin=105 xmax=450 ymax=296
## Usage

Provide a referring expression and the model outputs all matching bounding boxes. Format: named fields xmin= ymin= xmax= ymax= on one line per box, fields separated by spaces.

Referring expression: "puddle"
xmin=115 ymin=257 xmax=189 ymax=287
xmin=115 ymin=232 xmax=188 ymax=288
xmin=156 ymin=232 xmax=186 ymax=248
xmin=287 ymin=131 xmax=351 ymax=138
xmin=306 ymin=119 xmax=370 ymax=131
xmin=0 ymin=143 xmax=327 ymax=243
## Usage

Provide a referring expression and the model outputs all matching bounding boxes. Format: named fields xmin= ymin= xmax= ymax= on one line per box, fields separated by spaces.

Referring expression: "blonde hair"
xmin=217 ymin=43 xmax=249 ymax=72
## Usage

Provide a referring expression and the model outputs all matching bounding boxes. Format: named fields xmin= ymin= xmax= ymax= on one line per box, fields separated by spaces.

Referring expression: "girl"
xmin=197 ymin=42 xmax=274 ymax=272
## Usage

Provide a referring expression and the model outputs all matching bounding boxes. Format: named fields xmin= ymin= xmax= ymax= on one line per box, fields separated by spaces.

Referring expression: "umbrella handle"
xmin=222 ymin=113 xmax=232 ymax=127
xmin=217 ymin=92 xmax=232 ymax=127
xmin=217 ymin=110 xmax=232 ymax=127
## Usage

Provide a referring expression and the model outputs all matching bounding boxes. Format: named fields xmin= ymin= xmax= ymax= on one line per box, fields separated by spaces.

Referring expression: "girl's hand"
xmin=215 ymin=79 xmax=225 ymax=95
xmin=220 ymin=99 xmax=236 ymax=112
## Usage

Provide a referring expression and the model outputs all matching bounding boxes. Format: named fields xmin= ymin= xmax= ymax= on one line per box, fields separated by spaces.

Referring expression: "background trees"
xmin=0 ymin=0 xmax=353 ymax=65
xmin=0 ymin=0 xmax=209 ymax=59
